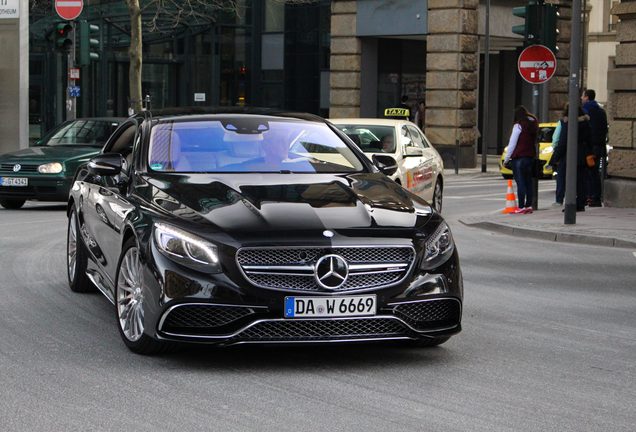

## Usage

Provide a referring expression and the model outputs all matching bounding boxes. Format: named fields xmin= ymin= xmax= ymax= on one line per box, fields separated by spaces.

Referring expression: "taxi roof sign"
xmin=384 ymin=108 xmax=410 ymax=118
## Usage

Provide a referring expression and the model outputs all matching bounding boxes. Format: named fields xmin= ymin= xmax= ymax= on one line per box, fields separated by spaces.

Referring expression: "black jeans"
xmin=512 ymin=157 xmax=534 ymax=208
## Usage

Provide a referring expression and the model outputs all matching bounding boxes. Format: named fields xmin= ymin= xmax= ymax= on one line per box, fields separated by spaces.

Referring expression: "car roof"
xmin=145 ymin=107 xmax=326 ymax=123
xmin=329 ymin=118 xmax=408 ymax=127
xmin=539 ymin=122 xmax=557 ymax=128
xmin=73 ymin=117 xmax=126 ymax=122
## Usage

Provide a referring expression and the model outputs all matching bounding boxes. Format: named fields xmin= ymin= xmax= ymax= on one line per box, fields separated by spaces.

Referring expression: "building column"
xmin=329 ymin=0 xmax=361 ymax=118
xmin=425 ymin=0 xmax=478 ymax=168
xmin=605 ymin=0 xmax=636 ymax=207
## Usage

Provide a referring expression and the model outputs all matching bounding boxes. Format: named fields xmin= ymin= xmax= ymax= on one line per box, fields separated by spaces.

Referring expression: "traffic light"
xmin=541 ymin=3 xmax=559 ymax=54
xmin=512 ymin=1 xmax=541 ymax=45
xmin=79 ymin=21 xmax=100 ymax=65
xmin=55 ymin=23 xmax=73 ymax=52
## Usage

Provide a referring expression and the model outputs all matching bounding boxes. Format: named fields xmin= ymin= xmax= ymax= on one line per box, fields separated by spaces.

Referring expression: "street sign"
xmin=55 ymin=0 xmax=83 ymax=21
xmin=69 ymin=68 xmax=80 ymax=80
xmin=0 ymin=0 xmax=20 ymax=19
xmin=68 ymin=86 xmax=81 ymax=97
xmin=517 ymin=45 xmax=557 ymax=85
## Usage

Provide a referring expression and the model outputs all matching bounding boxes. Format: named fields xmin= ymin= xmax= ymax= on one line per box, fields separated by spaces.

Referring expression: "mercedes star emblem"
xmin=13 ymin=164 xmax=21 ymax=172
xmin=315 ymin=254 xmax=349 ymax=290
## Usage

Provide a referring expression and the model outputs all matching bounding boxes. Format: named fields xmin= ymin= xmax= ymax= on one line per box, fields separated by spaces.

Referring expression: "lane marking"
xmin=445 ymin=188 xmax=555 ymax=200
xmin=633 ymin=252 xmax=636 ymax=259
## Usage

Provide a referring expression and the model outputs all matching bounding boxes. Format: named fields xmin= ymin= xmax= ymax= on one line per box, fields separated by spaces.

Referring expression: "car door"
xmin=83 ymin=120 xmax=139 ymax=289
xmin=404 ymin=125 xmax=435 ymax=201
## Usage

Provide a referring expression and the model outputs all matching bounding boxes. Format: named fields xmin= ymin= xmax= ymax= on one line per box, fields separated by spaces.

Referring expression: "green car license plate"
xmin=284 ymin=295 xmax=376 ymax=318
xmin=0 ymin=177 xmax=28 ymax=187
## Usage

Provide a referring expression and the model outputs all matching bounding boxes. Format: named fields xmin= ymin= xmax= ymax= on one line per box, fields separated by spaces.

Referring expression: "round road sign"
xmin=55 ymin=0 xmax=83 ymax=21
xmin=517 ymin=45 xmax=557 ymax=85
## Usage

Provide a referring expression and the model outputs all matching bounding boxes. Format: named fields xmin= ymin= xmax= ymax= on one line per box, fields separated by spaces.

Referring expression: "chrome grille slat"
xmin=236 ymin=246 xmax=415 ymax=293
xmin=0 ymin=163 xmax=39 ymax=173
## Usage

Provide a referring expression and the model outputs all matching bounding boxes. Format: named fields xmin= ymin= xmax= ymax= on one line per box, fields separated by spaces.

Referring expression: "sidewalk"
xmin=460 ymin=206 xmax=636 ymax=249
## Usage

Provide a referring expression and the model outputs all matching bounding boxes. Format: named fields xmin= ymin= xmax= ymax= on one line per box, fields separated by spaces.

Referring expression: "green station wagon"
xmin=0 ymin=118 xmax=123 ymax=209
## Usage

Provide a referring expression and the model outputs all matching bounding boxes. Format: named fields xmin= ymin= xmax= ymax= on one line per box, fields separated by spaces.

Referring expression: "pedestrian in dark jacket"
xmin=581 ymin=89 xmax=608 ymax=206
xmin=549 ymin=105 xmax=592 ymax=212
xmin=551 ymin=105 xmax=568 ymax=205
xmin=504 ymin=106 xmax=538 ymax=214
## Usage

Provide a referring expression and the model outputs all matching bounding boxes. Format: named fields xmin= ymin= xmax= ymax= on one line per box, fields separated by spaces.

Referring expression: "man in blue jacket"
xmin=581 ymin=89 xmax=608 ymax=207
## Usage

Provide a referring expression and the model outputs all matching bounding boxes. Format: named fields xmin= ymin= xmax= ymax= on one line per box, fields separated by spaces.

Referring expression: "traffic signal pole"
xmin=67 ymin=21 xmax=77 ymax=121
xmin=565 ymin=0 xmax=582 ymax=224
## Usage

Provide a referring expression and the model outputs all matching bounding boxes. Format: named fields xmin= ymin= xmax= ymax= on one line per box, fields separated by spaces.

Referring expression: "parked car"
xmin=330 ymin=118 xmax=445 ymax=212
xmin=499 ymin=122 xmax=557 ymax=179
xmin=66 ymin=109 xmax=463 ymax=354
xmin=0 ymin=118 xmax=124 ymax=209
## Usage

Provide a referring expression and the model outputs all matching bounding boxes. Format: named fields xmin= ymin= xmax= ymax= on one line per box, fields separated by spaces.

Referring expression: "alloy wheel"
xmin=117 ymin=247 xmax=145 ymax=342
xmin=67 ymin=214 xmax=77 ymax=280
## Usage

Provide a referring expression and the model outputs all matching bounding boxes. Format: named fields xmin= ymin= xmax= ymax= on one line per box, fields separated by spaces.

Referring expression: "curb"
xmin=459 ymin=220 xmax=636 ymax=249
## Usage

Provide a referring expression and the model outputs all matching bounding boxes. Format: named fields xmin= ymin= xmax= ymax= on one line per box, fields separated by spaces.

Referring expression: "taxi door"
xmin=399 ymin=125 xmax=436 ymax=202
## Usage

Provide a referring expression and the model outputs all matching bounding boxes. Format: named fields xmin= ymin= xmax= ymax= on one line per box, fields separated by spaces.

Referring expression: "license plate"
xmin=0 ymin=177 xmax=28 ymax=187
xmin=284 ymin=295 xmax=376 ymax=318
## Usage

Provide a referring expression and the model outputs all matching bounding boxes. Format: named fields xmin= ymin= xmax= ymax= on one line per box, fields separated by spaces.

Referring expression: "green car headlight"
xmin=38 ymin=162 xmax=64 ymax=174
xmin=153 ymin=222 xmax=221 ymax=273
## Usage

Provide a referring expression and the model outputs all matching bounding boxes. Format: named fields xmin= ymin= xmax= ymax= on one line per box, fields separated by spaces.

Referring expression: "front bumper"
xmin=0 ymin=175 xmax=72 ymax=202
xmin=142 ymin=241 xmax=463 ymax=346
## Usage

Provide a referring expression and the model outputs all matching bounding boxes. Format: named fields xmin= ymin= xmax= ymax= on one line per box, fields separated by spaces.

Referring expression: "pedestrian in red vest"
xmin=503 ymin=106 xmax=538 ymax=214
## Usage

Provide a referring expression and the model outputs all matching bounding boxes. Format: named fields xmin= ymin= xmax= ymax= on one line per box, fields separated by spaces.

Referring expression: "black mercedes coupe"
xmin=66 ymin=109 xmax=462 ymax=354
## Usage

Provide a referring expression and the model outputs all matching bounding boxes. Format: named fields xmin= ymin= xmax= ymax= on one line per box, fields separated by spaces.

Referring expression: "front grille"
xmin=0 ymin=163 xmax=38 ymax=173
xmin=161 ymin=304 xmax=256 ymax=331
xmin=237 ymin=246 xmax=415 ymax=293
xmin=393 ymin=300 xmax=461 ymax=330
xmin=235 ymin=318 xmax=408 ymax=341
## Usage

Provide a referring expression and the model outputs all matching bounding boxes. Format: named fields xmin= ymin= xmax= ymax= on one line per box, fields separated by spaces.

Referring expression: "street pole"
xmin=481 ymin=0 xmax=490 ymax=173
xmin=565 ymin=0 xmax=582 ymax=224
xmin=532 ymin=85 xmax=539 ymax=210
xmin=66 ymin=21 xmax=77 ymax=121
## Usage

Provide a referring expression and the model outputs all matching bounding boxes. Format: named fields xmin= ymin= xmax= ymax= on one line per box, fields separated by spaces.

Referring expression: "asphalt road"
xmin=1 ymin=175 xmax=634 ymax=432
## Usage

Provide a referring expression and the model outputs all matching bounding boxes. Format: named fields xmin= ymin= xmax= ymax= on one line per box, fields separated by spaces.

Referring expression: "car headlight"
xmin=38 ymin=162 xmax=63 ymax=174
xmin=421 ymin=221 xmax=455 ymax=270
xmin=153 ymin=222 xmax=221 ymax=273
xmin=541 ymin=147 xmax=553 ymax=155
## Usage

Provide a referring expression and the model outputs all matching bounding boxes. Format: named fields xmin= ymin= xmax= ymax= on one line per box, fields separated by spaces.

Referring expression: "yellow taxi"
xmin=500 ymin=122 xmax=557 ymax=179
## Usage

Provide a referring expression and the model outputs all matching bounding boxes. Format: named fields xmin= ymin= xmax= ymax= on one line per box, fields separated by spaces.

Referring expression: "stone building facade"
xmin=329 ymin=0 xmax=574 ymax=168
xmin=606 ymin=0 xmax=636 ymax=207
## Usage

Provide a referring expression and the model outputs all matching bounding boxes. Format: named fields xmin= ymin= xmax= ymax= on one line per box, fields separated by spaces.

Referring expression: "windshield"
xmin=333 ymin=125 xmax=396 ymax=153
xmin=148 ymin=117 xmax=365 ymax=173
xmin=44 ymin=120 xmax=119 ymax=147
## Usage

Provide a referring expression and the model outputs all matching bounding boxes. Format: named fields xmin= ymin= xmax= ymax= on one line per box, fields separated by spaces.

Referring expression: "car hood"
xmin=0 ymin=146 xmax=101 ymax=164
xmin=139 ymin=172 xmax=433 ymax=238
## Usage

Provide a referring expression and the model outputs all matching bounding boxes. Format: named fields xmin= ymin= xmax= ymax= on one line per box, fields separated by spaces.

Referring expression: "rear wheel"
xmin=115 ymin=238 xmax=168 ymax=355
xmin=432 ymin=180 xmax=443 ymax=213
xmin=0 ymin=198 xmax=26 ymax=209
xmin=67 ymin=208 xmax=94 ymax=293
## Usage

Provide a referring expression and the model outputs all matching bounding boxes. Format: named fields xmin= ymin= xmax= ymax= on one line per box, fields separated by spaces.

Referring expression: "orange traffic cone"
xmin=502 ymin=179 xmax=519 ymax=214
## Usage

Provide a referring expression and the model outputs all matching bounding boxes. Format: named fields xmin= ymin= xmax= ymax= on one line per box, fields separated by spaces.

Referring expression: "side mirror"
xmin=404 ymin=146 xmax=423 ymax=157
xmin=372 ymin=154 xmax=398 ymax=176
xmin=87 ymin=153 xmax=124 ymax=176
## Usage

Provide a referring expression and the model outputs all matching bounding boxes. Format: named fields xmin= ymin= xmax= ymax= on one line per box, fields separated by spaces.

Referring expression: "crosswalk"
xmin=443 ymin=175 xmax=556 ymax=202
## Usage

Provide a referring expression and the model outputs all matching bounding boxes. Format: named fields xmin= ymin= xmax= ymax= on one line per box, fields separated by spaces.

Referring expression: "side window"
xmin=407 ymin=125 xmax=427 ymax=149
xmin=401 ymin=125 xmax=414 ymax=147
xmin=104 ymin=122 xmax=138 ymax=175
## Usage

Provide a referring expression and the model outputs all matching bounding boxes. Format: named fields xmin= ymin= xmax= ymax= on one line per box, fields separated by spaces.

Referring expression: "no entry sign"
xmin=55 ymin=0 xmax=83 ymax=21
xmin=518 ymin=45 xmax=557 ymax=85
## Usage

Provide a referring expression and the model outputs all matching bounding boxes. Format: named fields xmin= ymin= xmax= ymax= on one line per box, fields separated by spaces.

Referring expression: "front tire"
xmin=67 ymin=208 xmax=94 ymax=293
xmin=115 ymin=238 xmax=168 ymax=355
xmin=432 ymin=179 xmax=443 ymax=213
xmin=0 ymin=198 xmax=26 ymax=209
